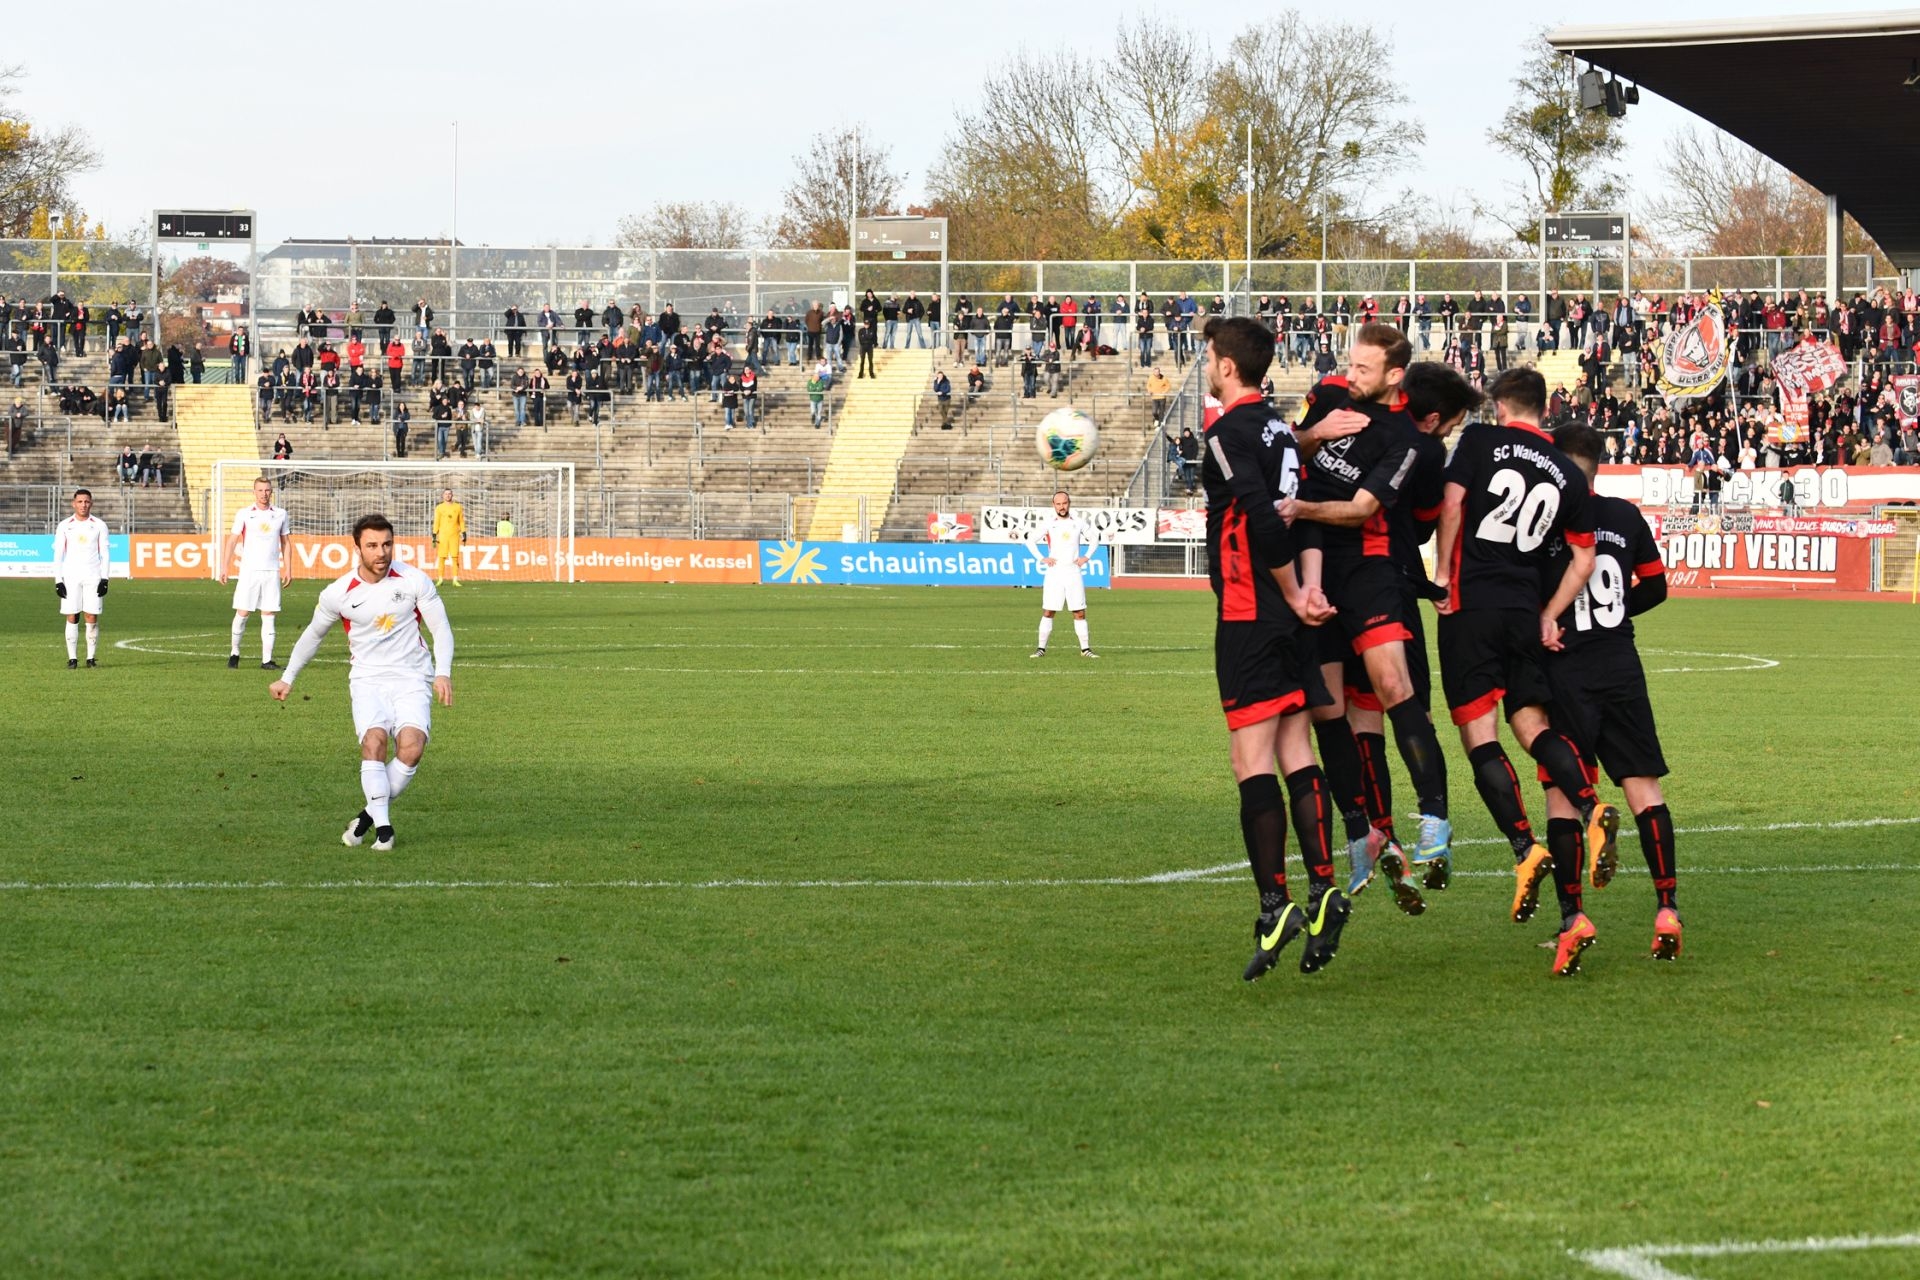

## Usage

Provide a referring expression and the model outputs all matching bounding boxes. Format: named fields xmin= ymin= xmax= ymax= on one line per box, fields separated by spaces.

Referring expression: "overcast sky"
xmin=9 ymin=0 xmax=1843 ymax=250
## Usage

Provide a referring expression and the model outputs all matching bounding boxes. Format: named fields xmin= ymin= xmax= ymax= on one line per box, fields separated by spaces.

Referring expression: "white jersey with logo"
xmin=1029 ymin=514 xmax=1094 ymax=572
xmin=283 ymin=560 xmax=453 ymax=687
xmin=53 ymin=515 xmax=112 ymax=586
xmin=230 ymin=503 xmax=291 ymax=572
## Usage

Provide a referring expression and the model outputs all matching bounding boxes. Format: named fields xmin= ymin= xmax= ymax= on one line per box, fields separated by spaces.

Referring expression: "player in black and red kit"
xmin=1545 ymin=424 xmax=1684 ymax=963
xmin=1287 ymin=323 xmax=1454 ymax=916
xmin=1200 ymin=316 xmax=1351 ymax=981
xmin=1430 ymin=368 xmax=1620 ymax=971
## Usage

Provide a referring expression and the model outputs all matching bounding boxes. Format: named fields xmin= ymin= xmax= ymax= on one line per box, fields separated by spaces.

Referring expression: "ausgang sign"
xmin=855 ymin=217 xmax=947 ymax=252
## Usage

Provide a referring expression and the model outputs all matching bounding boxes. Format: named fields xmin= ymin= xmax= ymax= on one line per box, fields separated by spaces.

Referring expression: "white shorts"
xmin=350 ymin=677 xmax=433 ymax=745
xmin=1042 ymin=568 xmax=1087 ymax=613
xmin=232 ymin=570 xmax=283 ymax=613
xmin=57 ymin=583 xmax=104 ymax=615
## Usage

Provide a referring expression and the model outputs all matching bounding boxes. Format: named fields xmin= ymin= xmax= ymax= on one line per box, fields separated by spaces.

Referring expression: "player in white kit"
xmin=1028 ymin=489 xmax=1098 ymax=658
xmin=271 ymin=514 xmax=454 ymax=851
xmin=53 ymin=488 xmax=112 ymax=668
xmin=219 ymin=476 xmax=293 ymax=669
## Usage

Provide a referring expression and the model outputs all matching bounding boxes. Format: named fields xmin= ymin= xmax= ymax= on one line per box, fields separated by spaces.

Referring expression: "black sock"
xmin=1313 ymin=718 xmax=1370 ymax=842
xmin=1354 ymin=731 xmax=1394 ymax=836
xmin=1547 ymin=816 xmax=1584 ymax=923
xmin=1528 ymin=730 xmax=1599 ymax=815
xmin=1636 ymin=804 xmax=1678 ymax=909
xmin=1285 ymin=766 xmax=1337 ymax=889
xmin=1386 ymin=701 xmax=1449 ymax=821
xmin=1468 ymin=741 xmax=1535 ymax=857
xmin=1239 ymin=774 xmax=1289 ymax=909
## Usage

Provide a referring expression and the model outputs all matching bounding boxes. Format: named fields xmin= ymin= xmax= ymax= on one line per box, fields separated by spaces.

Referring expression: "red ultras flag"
xmin=1894 ymin=374 xmax=1920 ymax=430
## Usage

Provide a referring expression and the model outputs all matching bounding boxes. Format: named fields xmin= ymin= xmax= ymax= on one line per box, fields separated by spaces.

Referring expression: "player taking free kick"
xmin=271 ymin=514 xmax=454 ymax=851
xmin=1028 ymin=490 xmax=1098 ymax=658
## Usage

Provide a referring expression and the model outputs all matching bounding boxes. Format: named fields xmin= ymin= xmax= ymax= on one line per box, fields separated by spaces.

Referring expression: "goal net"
xmin=208 ymin=459 xmax=576 ymax=582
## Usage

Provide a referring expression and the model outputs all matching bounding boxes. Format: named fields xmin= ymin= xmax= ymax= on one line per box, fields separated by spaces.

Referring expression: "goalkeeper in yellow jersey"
xmin=431 ymin=488 xmax=466 ymax=585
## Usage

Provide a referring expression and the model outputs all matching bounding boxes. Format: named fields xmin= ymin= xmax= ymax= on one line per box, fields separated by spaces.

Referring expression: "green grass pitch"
xmin=2 ymin=580 xmax=1917 ymax=1278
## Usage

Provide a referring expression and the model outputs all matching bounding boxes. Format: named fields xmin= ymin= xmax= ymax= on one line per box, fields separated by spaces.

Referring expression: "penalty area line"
xmin=1575 ymin=1230 xmax=1920 ymax=1279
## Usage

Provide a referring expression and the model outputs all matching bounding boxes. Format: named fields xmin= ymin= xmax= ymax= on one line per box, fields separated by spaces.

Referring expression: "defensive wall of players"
xmin=5 ymin=461 xmax=1920 ymax=591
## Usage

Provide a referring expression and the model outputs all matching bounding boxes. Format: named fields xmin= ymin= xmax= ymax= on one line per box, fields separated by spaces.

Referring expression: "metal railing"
xmin=0 ymin=475 xmax=190 ymax=532
xmin=1124 ymin=356 xmax=1207 ymax=510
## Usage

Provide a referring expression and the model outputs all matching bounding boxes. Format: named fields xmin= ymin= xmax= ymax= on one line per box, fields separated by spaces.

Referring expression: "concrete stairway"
xmin=174 ymin=385 xmax=262 ymax=531
xmin=806 ymin=350 xmax=932 ymax=541
xmin=1535 ymin=349 xmax=1584 ymax=392
xmin=887 ymin=354 xmax=1159 ymax=538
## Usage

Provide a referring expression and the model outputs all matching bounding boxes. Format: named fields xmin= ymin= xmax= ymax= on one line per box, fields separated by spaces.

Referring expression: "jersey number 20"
xmin=1476 ymin=469 xmax=1560 ymax=553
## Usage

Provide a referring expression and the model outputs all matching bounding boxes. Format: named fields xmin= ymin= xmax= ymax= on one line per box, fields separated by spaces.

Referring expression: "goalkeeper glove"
xmin=97 ymin=580 xmax=109 ymax=597
xmin=55 ymin=581 xmax=66 ymax=598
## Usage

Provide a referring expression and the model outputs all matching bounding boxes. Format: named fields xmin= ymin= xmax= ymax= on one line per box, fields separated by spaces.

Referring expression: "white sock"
xmin=1074 ymin=619 xmax=1090 ymax=651
xmin=65 ymin=621 xmax=78 ymax=660
xmin=360 ymin=760 xmax=392 ymax=827
xmin=1037 ymin=616 xmax=1053 ymax=649
xmin=386 ymin=759 xmax=417 ymax=802
xmin=84 ymin=622 xmax=99 ymax=659
xmin=231 ymin=614 xmax=247 ymax=654
xmin=261 ymin=616 xmax=276 ymax=662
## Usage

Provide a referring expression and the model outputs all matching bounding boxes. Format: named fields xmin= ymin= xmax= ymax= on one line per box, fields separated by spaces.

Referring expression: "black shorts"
xmin=1546 ymin=645 xmax=1668 ymax=784
xmin=1216 ymin=619 xmax=1311 ymax=729
xmin=1323 ymin=557 xmax=1414 ymax=655
xmin=1344 ymin=586 xmax=1431 ymax=712
xmin=1320 ymin=568 xmax=1428 ymax=717
xmin=1437 ymin=608 xmax=1554 ymax=727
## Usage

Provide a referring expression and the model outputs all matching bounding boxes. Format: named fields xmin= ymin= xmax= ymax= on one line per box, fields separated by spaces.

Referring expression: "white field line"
xmin=111 ymin=635 xmax=1780 ymax=678
xmin=1576 ymin=1231 xmax=1920 ymax=1280
xmin=1174 ymin=813 xmax=1920 ymax=882
xmin=112 ymin=634 xmax=1197 ymax=677
xmin=4 ymin=815 xmax=1916 ymax=893
xmin=1637 ymin=649 xmax=1780 ymax=673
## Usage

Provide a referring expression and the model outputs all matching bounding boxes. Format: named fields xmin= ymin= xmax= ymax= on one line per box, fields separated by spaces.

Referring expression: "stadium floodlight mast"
xmin=47 ymin=211 xmax=62 ymax=295
xmin=1314 ymin=145 xmax=1330 ymax=262
xmin=450 ymin=121 xmax=459 ymax=335
xmin=847 ymin=124 xmax=859 ymax=304
xmin=1244 ymin=124 xmax=1253 ymax=314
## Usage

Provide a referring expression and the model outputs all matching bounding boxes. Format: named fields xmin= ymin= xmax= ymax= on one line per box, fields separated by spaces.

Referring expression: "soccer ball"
xmin=1037 ymin=407 xmax=1100 ymax=471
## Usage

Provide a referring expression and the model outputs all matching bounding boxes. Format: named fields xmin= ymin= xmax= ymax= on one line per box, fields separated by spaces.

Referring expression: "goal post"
xmin=208 ymin=459 xmax=576 ymax=583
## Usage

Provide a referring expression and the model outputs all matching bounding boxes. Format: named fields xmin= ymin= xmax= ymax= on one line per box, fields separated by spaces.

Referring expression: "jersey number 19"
xmin=1571 ymin=559 xmax=1627 ymax=632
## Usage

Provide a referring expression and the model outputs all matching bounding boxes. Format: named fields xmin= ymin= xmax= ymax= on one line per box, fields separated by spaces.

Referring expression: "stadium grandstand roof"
xmin=1548 ymin=10 xmax=1920 ymax=269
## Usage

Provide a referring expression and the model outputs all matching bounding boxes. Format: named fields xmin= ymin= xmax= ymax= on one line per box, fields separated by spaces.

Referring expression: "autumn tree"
xmin=1206 ymin=14 xmax=1423 ymax=261
xmin=615 ymin=200 xmax=761 ymax=249
xmin=926 ymin=12 xmax=1421 ymax=262
xmin=1480 ymin=32 xmax=1627 ymax=244
xmin=926 ymin=49 xmax=1113 ymax=260
xmin=771 ymin=128 xmax=904 ymax=249
xmin=1121 ymin=120 xmax=1238 ymax=259
xmin=1646 ymin=127 xmax=1883 ymax=263
xmin=166 ymin=255 xmax=249 ymax=303
xmin=0 ymin=65 xmax=99 ymax=238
